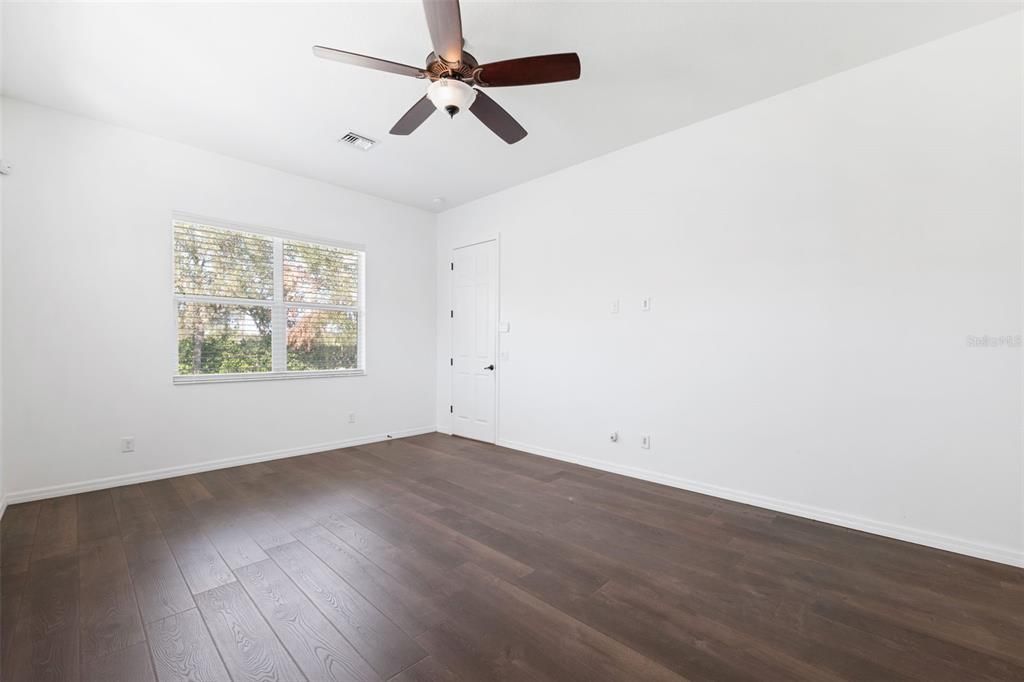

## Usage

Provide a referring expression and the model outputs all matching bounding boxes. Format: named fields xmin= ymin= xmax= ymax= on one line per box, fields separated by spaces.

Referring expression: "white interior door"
xmin=451 ymin=240 xmax=498 ymax=443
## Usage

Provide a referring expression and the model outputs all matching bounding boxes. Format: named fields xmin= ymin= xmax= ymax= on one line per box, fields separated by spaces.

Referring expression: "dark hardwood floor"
xmin=1 ymin=432 xmax=1022 ymax=681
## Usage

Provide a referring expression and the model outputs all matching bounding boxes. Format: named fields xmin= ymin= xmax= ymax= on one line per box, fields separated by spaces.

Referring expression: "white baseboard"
xmin=4 ymin=426 xmax=437 ymax=506
xmin=7 ymin=429 xmax=1020 ymax=569
xmin=498 ymin=438 xmax=1024 ymax=569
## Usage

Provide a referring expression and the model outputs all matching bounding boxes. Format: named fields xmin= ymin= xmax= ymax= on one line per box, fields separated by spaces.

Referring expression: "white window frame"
xmin=172 ymin=212 xmax=366 ymax=384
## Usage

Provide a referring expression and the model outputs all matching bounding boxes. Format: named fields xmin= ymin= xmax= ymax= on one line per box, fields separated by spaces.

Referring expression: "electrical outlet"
xmin=611 ymin=299 xmax=620 ymax=314
xmin=121 ymin=437 xmax=135 ymax=454
xmin=348 ymin=412 xmax=357 ymax=424
xmin=641 ymin=434 xmax=651 ymax=449
xmin=609 ymin=431 xmax=619 ymax=443
xmin=640 ymin=297 xmax=652 ymax=312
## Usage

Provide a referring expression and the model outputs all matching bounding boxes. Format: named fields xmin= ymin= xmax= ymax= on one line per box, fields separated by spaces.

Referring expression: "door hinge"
xmin=450 ymin=310 xmax=454 ymax=318
xmin=450 ymin=405 xmax=453 ymax=413
xmin=450 ymin=262 xmax=454 ymax=271
xmin=449 ymin=358 xmax=453 ymax=366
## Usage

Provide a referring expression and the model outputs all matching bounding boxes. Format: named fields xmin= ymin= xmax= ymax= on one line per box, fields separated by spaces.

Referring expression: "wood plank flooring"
xmin=1 ymin=432 xmax=1022 ymax=681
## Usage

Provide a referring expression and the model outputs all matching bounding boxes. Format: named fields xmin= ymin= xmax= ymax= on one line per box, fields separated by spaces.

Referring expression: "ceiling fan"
xmin=313 ymin=0 xmax=581 ymax=145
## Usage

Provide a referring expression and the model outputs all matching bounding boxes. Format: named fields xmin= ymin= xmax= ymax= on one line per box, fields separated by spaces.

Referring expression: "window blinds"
xmin=174 ymin=222 xmax=274 ymax=301
xmin=173 ymin=219 xmax=364 ymax=379
xmin=283 ymin=239 xmax=361 ymax=307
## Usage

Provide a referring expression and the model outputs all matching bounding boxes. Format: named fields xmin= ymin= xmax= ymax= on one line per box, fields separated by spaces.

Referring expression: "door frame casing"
xmin=449 ymin=237 xmax=500 ymax=443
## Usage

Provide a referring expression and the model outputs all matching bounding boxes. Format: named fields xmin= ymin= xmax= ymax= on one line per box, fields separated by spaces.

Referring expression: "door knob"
xmin=484 ymin=364 xmax=495 ymax=371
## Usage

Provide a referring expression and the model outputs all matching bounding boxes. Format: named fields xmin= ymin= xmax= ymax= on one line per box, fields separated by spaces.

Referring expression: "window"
xmin=173 ymin=217 xmax=364 ymax=382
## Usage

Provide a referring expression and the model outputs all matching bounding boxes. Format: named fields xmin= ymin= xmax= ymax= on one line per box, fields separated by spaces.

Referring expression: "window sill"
xmin=173 ymin=369 xmax=365 ymax=385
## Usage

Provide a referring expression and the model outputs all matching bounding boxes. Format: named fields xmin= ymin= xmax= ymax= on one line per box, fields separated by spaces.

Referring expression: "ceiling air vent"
xmin=338 ymin=131 xmax=377 ymax=151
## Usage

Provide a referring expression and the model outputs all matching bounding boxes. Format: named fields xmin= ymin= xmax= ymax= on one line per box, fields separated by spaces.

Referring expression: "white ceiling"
xmin=3 ymin=1 xmax=1018 ymax=211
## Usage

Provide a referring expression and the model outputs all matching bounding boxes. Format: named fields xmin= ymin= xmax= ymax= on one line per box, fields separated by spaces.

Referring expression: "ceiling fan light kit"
xmin=427 ymin=79 xmax=477 ymax=118
xmin=313 ymin=0 xmax=580 ymax=144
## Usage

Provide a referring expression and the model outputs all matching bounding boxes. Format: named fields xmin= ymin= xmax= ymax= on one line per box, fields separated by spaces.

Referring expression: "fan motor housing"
xmin=425 ymin=50 xmax=479 ymax=81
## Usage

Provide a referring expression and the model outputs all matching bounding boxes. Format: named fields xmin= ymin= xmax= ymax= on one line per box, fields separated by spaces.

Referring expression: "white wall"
xmin=437 ymin=15 xmax=1023 ymax=566
xmin=2 ymin=98 xmax=437 ymax=499
xmin=0 ymin=6 xmax=5 ymax=514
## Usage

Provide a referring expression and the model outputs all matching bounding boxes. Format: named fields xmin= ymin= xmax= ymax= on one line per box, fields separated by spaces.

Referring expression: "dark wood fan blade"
xmin=422 ymin=0 xmax=464 ymax=66
xmin=313 ymin=46 xmax=428 ymax=79
xmin=475 ymin=53 xmax=581 ymax=87
xmin=390 ymin=96 xmax=436 ymax=135
xmin=469 ymin=90 xmax=527 ymax=144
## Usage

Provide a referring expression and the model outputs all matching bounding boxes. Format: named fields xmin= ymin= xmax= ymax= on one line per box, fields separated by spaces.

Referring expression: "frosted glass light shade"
xmin=426 ymin=79 xmax=477 ymax=117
